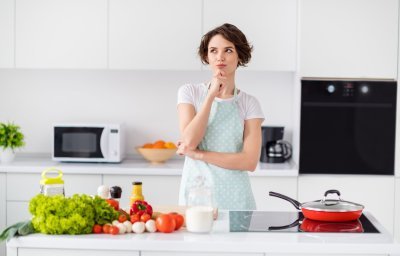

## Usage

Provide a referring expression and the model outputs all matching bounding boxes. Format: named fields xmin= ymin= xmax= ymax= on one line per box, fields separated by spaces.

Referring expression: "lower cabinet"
xmin=250 ymin=177 xmax=297 ymax=211
xmin=10 ymin=248 xmax=139 ymax=256
xmin=103 ymin=175 xmax=181 ymax=209
xmin=5 ymin=173 xmax=102 ymax=227
xmin=395 ymin=178 xmax=400 ymax=242
xmin=142 ymin=252 xmax=263 ymax=256
xmin=298 ymin=175 xmax=395 ymax=234
xmin=0 ymin=173 xmax=6 ymax=256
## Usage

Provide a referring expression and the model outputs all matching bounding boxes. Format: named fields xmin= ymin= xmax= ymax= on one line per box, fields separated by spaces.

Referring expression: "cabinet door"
xmin=0 ymin=0 xmax=14 ymax=68
xmin=300 ymin=0 xmax=398 ymax=79
xmin=16 ymin=0 xmax=107 ymax=69
xmin=298 ymin=175 xmax=395 ymax=234
xmin=0 ymin=173 xmax=6 ymax=256
xmin=7 ymin=202 xmax=30 ymax=226
xmin=7 ymin=173 xmax=102 ymax=201
xmin=203 ymin=0 xmax=297 ymax=71
xmin=250 ymin=177 xmax=297 ymax=211
xmin=103 ymin=175 xmax=181 ymax=209
xmin=18 ymin=248 xmax=139 ymax=256
xmin=109 ymin=0 xmax=201 ymax=70
xmin=142 ymin=252 xmax=263 ymax=256
xmin=395 ymin=178 xmax=400 ymax=242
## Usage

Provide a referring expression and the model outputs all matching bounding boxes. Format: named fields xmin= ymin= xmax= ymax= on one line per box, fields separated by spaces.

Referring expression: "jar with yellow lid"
xmin=40 ymin=167 xmax=65 ymax=196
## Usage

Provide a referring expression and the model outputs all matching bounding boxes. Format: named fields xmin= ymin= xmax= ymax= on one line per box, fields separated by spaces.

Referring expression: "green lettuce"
xmin=29 ymin=194 xmax=119 ymax=235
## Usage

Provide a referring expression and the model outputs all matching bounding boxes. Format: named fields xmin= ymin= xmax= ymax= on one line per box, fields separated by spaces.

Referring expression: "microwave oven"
xmin=53 ymin=124 xmax=125 ymax=163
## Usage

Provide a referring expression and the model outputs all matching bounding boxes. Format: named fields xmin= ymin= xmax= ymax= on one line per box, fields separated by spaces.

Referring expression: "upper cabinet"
xmin=203 ymin=0 xmax=297 ymax=71
xmin=109 ymin=0 xmax=202 ymax=70
xmin=300 ymin=0 xmax=398 ymax=79
xmin=0 ymin=0 xmax=14 ymax=68
xmin=15 ymin=0 xmax=107 ymax=69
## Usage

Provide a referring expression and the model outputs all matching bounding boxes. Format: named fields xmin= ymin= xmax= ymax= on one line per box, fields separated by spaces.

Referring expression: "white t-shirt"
xmin=177 ymin=83 xmax=265 ymax=121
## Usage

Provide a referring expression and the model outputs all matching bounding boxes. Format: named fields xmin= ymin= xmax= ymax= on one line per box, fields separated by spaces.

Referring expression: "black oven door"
xmin=299 ymin=80 xmax=396 ymax=175
xmin=54 ymin=127 xmax=104 ymax=158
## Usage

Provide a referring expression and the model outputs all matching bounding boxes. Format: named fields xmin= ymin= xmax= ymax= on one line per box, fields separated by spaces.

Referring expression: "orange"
xmin=142 ymin=143 xmax=153 ymax=148
xmin=164 ymin=142 xmax=177 ymax=149
xmin=153 ymin=140 xmax=166 ymax=149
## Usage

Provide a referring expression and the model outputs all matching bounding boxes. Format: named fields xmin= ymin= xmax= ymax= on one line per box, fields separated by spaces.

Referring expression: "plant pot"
xmin=0 ymin=148 xmax=15 ymax=164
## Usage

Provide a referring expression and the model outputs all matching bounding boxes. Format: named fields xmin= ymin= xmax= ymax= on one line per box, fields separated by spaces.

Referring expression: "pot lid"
xmin=301 ymin=189 xmax=364 ymax=212
xmin=302 ymin=199 xmax=364 ymax=212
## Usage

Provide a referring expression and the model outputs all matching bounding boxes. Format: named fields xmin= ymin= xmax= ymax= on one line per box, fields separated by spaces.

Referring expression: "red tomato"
xmin=130 ymin=213 xmax=140 ymax=224
xmin=118 ymin=214 xmax=128 ymax=223
xmin=106 ymin=199 xmax=119 ymax=211
xmin=156 ymin=214 xmax=176 ymax=233
xmin=140 ymin=213 xmax=151 ymax=223
xmin=92 ymin=224 xmax=102 ymax=234
xmin=169 ymin=213 xmax=184 ymax=230
xmin=102 ymin=224 xmax=111 ymax=234
xmin=109 ymin=226 xmax=119 ymax=235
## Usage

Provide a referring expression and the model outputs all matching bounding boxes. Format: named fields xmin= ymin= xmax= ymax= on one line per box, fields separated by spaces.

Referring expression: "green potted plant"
xmin=0 ymin=122 xmax=25 ymax=163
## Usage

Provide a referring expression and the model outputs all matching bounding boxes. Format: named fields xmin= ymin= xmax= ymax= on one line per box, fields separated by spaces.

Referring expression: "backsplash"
xmin=0 ymin=69 xmax=295 ymax=156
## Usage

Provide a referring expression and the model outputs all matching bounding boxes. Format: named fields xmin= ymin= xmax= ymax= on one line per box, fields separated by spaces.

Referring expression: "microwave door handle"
xmin=100 ymin=128 xmax=108 ymax=159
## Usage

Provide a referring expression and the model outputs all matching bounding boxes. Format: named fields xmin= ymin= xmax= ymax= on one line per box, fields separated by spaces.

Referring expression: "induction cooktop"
xmin=229 ymin=211 xmax=379 ymax=233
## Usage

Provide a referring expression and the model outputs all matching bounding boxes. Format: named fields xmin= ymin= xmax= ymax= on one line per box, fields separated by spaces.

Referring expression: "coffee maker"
xmin=260 ymin=126 xmax=292 ymax=163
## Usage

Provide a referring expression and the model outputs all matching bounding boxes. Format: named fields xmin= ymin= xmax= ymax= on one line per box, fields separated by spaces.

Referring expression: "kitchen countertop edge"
xmin=0 ymin=155 xmax=298 ymax=177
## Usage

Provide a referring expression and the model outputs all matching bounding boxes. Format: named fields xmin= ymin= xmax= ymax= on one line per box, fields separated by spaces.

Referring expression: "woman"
xmin=177 ymin=23 xmax=264 ymax=210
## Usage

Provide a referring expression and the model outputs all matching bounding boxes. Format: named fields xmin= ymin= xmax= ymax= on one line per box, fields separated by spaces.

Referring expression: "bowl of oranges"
xmin=136 ymin=140 xmax=178 ymax=164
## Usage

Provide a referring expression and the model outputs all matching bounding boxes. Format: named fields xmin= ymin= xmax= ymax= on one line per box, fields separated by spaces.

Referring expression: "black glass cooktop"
xmin=229 ymin=211 xmax=379 ymax=233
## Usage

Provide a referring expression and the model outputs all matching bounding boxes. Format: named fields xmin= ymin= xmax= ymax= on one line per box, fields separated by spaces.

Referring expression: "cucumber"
xmin=17 ymin=221 xmax=35 ymax=236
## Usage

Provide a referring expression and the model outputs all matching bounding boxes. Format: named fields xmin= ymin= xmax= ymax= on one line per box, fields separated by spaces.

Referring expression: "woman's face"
xmin=207 ymin=34 xmax=239 ymax=76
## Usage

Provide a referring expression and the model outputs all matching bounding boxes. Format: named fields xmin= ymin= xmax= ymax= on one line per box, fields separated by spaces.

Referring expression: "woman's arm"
xmin=178 ymin=118 xmax=263 ymax=171
xmin=177 ymin=96 xmax=213 ymax=150
xmin=178 ymin=71 xmax=227 ymax=149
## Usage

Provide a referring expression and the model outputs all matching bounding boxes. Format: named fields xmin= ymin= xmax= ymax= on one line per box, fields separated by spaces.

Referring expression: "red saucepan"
xmin=269 ymin=190 xmax=364 ymax=222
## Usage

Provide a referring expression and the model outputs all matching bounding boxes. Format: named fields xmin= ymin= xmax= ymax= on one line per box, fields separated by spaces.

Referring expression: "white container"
xmin=185 ymin=206 xmax=214 ymax=233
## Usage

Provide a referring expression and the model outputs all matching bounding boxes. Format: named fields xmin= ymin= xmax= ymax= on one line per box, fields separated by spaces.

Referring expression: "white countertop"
xmin=7 ymin=212 xmax=400 ymax=255
xmin=0 ymin=154 xmax=298 ymax=177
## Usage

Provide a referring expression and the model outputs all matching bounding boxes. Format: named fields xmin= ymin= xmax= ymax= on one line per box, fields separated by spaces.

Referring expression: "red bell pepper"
xmin=130 ymin=200 xmax=153 ymax=216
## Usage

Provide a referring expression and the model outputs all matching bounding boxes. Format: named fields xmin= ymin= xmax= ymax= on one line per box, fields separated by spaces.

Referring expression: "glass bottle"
xmin=130 ymin=181 xmax=144 ymax=207
xmin=185 ymin=175 xmax=214 ymax=233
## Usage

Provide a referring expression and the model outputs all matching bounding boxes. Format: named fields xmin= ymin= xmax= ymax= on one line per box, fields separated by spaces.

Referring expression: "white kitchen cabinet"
xmin=298 ymin=175 xmax=395 ymax=234
xmin=142 ymin=252 xmax=263 ymax=256
xmin=0 ymin=0 xmax=14 ymax=68
xmin=300 ymin=0 xmax=398 ymax=79
xmin=0 ymin=173 xmax=6 ymax=256
xmin=395 ymin=178 xmax=400 ymax=242
xmin=15 ymin=0 xmax=107 ymax=69
xmin=7 ymin=173 xmax=102 ymax=201
xmin=250 ymin=177 xmax=297 ymax=211
xmin=109 ymin=0 xmax=202 ymax=70
xmin=5 ymin=173 xmax=101 ymax=227
xmin=203 ymin=0 xmax=297 ymax=71
xmin=15 ymin=248 xmax=139 ymax=256
xmin=103 ymin=175 xmax=181 ymax=209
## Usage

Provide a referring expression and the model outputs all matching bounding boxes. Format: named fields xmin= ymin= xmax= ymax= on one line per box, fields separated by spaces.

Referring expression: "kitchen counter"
xmin=6 ymin=212 xmax=400 ymax=256
xmin=0 ymin=154 xmax=298 ymax=177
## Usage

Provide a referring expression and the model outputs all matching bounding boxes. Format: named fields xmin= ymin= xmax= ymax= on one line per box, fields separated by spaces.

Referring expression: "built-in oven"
xmin=299 ymin=79 xmax=396 ymax=175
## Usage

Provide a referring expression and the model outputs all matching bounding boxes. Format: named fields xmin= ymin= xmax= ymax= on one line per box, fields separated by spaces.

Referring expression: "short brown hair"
xmin=198 ymin=23 xmax=253 ymax=67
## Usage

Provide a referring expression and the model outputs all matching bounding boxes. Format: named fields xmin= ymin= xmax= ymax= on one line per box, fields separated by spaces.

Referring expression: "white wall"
xmin=0 ymin=69 xmax=295 ymax=156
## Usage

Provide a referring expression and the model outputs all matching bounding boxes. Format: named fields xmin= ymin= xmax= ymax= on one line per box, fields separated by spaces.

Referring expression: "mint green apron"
xmin=179 ymin=88 xmax=256 ymax=210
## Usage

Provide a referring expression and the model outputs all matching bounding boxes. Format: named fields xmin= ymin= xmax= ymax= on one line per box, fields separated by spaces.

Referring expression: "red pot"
xmin=269 ymin=190 xmax=364 ymax=222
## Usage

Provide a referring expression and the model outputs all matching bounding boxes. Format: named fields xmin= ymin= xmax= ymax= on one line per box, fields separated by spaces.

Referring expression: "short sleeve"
xmin=177 ymin=84 xmax=195 ymax=106
xmin=244 ymin=94 xmax=265 ymax=121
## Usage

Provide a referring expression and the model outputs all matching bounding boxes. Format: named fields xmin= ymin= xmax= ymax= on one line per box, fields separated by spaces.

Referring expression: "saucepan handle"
xmin=269 ymin=191 xmax=302 ymax=210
